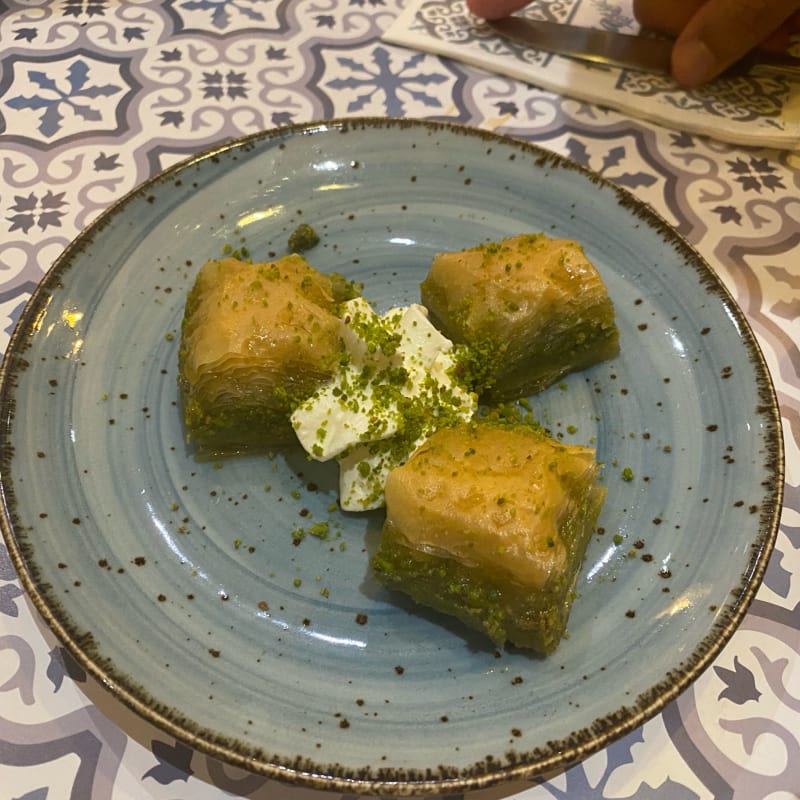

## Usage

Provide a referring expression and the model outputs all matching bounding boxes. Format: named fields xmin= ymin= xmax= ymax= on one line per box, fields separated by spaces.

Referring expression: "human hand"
xmin=465 ymin=0 xmax=800 ymax=86
xmin=633 ymin=0 xmax=800 ymax=85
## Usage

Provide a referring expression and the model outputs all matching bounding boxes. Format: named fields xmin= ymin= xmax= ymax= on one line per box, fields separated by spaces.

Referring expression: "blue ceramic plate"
xmin=0 ymin=119 xmax=783 ymax=795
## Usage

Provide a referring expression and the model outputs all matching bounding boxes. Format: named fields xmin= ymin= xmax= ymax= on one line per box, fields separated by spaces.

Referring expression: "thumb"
xmin=465 ymin=0 xmax=531 ymax=19
xmin=671 ymin=0 xmax=800 ymax=86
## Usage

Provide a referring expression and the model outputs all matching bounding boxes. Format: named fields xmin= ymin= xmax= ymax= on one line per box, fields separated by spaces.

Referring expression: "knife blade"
xmin=487 ymin=16 xmax=800 ymax=77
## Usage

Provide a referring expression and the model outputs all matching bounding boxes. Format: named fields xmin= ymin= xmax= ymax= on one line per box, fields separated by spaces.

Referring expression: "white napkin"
xmin=384 ymin=0 xmax=800 ymax=150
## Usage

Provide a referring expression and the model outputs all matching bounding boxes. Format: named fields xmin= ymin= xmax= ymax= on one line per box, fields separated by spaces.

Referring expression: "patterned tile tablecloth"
xmin=1 ymin=0 xmax=799 ymax=798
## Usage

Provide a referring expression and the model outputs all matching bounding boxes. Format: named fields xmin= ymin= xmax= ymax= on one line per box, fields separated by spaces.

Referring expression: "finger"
xmin=465 ymin=0 xmax=531 ymax=19
xmin=634 ymin=0 xmax=800 ymax=39
xmin=671 ymin=0 xmax=800 ymax=86
xmin=760 ymin=26 xmax=792 ymax=49
xmin=762 ymin=7 xmax=800 ymax=44
xmin=632 ymin=0 xmax=705 ymax=34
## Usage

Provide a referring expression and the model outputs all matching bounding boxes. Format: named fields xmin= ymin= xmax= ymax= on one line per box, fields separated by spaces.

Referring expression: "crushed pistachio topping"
xmin=288 ymin=223 xmax=320 ymax=253
xmin=621 ymin=466 xmax=635 ymax=481
xmin=290 ymin=297 xmax=477 ymax=511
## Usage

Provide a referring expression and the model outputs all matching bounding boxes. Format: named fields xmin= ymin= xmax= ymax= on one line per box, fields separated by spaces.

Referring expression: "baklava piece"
xmin=372 ymin=419 xmax=606 ymax=653
xmin=420 ymin=233 xmax=619 ymax=401
xmin=178 ymin=255 xmax=360 ymax=457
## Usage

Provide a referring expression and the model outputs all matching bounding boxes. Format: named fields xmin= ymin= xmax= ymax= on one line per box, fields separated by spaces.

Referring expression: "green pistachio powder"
xmin=299 ymin=300 xmax=477 ymax=509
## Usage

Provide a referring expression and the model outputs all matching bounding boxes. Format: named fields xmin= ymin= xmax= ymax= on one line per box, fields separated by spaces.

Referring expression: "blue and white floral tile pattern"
xmin=1 ymin=0 xmax=800 ymax=798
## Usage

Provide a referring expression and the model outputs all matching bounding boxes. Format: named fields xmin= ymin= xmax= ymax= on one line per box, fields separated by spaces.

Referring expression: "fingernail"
xmin=672 ymin=38 xmax=718 ymax=87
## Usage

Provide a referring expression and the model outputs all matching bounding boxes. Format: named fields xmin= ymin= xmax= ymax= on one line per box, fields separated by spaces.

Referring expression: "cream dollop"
xmin=291 ymin=297 xmax=476 ymax=510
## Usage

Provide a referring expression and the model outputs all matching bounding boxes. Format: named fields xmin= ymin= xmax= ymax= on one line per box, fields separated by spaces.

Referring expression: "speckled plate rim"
xmin=0 ymin=117 xmax=785 ymax=796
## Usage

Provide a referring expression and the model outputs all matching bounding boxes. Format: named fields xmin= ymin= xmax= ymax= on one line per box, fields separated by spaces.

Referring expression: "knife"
xmin=487 ymin=16 xmax=800 ymax=77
